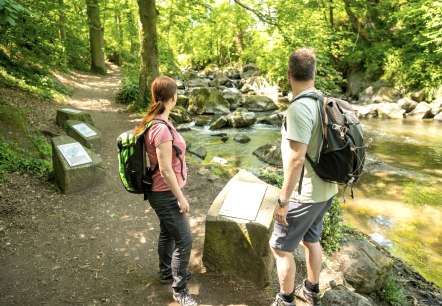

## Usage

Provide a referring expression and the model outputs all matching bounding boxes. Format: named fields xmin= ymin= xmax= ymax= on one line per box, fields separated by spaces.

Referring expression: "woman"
xmin=134 ymin=76 xmax=197 ymax=306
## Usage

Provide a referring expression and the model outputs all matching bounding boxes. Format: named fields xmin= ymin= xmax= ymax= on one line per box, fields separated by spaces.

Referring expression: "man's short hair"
xmin=288 ymin=48 xmax=316 ymax=81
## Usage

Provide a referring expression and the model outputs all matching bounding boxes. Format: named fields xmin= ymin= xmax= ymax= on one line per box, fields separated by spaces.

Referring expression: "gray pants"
xmin=147 ymin=190 xmax=192 ymax=291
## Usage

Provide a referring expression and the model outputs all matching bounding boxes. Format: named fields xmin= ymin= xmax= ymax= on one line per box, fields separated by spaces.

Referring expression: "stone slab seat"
xmin=202 ymin=169 xmax=279 ymax=288
xmin=65 ymin=119 xmax=102 ymax=149
xmin=51 ymin=136 xmax=104 ymax=194
xmin=56 ymin=107 xmax=94 ymax=127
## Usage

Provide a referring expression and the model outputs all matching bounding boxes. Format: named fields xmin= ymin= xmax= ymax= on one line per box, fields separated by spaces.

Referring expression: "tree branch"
xmin=233 ymin=0 xmax=293 ymax=46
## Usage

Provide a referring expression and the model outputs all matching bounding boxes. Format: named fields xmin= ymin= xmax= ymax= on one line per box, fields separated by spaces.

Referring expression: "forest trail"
xmin=0 ymin=65 xmax=275 ymax=305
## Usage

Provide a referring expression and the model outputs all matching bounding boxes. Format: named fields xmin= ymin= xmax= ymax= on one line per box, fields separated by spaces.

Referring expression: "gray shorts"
xmin=269 ymin=197 xmax=334 ymax=252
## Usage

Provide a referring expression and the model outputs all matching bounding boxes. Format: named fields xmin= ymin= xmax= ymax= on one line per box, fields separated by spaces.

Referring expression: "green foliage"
xmin=376 ymin=275 xmax=408 ymax=306
xmin=320 ymin=197 xmax=344 ymax=255
xmin=256 ymin=170 xmax=283 ymax=188
xmin=116 ymin=80 xmax=138 ymax=105
xmin=0 ymin=0 xmax=33 ymax=26
xmin=0 ymin=137 xmax=52 ymax=181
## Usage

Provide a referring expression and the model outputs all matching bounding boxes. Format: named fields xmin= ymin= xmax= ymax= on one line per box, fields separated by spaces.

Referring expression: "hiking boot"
xmin=294 ymin=279 xmax=321 ymax=306
xmin=173 ymin=288 xmax=198 ymax=306
xmin=271 ymin=293 xmax=296 ymax=306
xmin=159 ymin=270 xmax=192 ymax=285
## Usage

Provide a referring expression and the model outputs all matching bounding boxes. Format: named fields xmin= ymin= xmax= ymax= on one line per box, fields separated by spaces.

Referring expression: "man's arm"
xmin=275 ymin=139 xmax=308 ymax=226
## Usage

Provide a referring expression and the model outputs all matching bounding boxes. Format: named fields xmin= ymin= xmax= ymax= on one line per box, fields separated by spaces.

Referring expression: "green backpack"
xmin=117 ymin=119 xmax=184 ymax=199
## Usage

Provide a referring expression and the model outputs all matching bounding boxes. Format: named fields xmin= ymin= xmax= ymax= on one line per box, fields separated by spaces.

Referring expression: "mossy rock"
xmin=0 ymin=104 xmax=37 ymax=154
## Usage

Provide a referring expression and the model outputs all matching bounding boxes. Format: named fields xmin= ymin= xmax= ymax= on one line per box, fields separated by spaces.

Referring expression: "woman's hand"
xmin=178 ymin=198 xmax=190 ymax=214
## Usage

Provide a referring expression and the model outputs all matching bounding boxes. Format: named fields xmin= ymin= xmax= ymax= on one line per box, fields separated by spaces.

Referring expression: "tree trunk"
xmin=86 ymin=0 xmax=107 ymax=74
xmin=58 ymin=0 xmax=66 ymax=40
xmin=137 ymin=0 xmax=159 ymax=107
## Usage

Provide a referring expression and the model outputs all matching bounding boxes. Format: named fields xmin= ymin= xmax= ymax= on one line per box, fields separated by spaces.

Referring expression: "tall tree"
xmin=86 ymin=0 xmax=107 ymax=74
xmin=137 ymin=0 xmax=159 ymax=106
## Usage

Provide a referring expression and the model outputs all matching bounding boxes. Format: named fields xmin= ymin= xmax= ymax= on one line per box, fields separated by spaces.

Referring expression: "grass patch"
xmin=375 ymin=275 xmax=408 ymax=306
xmin=0 ymin=136 xmax=53 ymax=181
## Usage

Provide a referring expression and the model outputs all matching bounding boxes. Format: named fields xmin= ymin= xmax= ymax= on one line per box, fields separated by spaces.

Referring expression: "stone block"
xmin=203 ymin=170 xmax=278 ymax=288
xmin=56 ymin=107 xmax=94 ymax=128
xmin=51 ymin=136 xmax=104 ymax=194
xmin=65 ymin=120 xmax=101 ymax=149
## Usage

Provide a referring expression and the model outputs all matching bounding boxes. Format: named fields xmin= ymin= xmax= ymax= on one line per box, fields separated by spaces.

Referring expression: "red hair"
xmin=135 ymin=76 xmax=177 ymax=134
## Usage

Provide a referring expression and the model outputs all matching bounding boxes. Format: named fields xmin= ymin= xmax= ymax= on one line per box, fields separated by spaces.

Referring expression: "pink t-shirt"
xmin=144 ymin=117 xmax=187 ymax=192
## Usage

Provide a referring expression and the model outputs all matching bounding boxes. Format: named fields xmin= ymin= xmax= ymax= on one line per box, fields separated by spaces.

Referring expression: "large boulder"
xmin=336 ymin=239 xmax=393 ymax=293
xmin=253 ymin=141 xmax=282 ymax=167
xmin=227 ymin=68 xmax=241 ymax=80
xmin=209 ymin=116 xmax=229 ymax=130
xmin=346 ymin=69 xmax=369 ymax=101
xmin=322 ymin=282 xmax=373 ymax=306
xmin=397 ymin=97 xmax=418 ymax=113
xmin=187 ymin=78 xmax=210 ymax=88
xmin=203 ymin=170 xmax=279 ymax=288
xmin=188 ymin=87 xmax=230 ymax=115
xmin=434 ymin=111 xmax=442 ymax=122
xmin=257 ymin=113 xmax=282 ymax=126
xmin=359 ymin=86 xmax=375 ymax=104
xmin=370 ymin=87 xmax=401 ymax=104
xmin=222 ymin=88 xmax=242 ymax=110
xmin=411 ymin=89 xmax=426 ymax=102
xmin=241 ymin=64 xmax=260 ymax=78
xmin=405 ymin=102 xmax=434 ymax=119
xmin=170 ymin=106 xmax=192 ymax=124
xmin=227 ymin=109 xmax=257 ymax=128
xmin=376 ymin=103 xmax=405 ymax=119
xmin=242 ymin=95 xmax=278 ymax=112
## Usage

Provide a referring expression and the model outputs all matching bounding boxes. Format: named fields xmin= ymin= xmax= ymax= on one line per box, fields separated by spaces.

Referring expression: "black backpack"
xmin=117 ymin=119 xmax=185 ymax=200
xmin=288 ymin=92 xmax=366 ymax=196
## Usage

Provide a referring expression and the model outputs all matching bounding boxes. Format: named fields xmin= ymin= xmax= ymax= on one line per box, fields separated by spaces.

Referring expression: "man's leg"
xmin=303 ymin=241 xmax=322 ymax=284
xmin=271 ymin=247 xmax=296 ymax=294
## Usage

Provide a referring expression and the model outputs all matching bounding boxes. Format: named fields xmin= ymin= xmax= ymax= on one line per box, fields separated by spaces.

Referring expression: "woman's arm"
xmin=156 ymin=140 xmax=189 ymax=213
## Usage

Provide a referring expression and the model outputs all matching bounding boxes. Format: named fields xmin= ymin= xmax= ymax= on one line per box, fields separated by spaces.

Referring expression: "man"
xmin=270 ymin=48 xmax=338 ymax=306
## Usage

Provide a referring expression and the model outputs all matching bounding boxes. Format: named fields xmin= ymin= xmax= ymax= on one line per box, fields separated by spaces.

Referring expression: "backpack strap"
xmin=147 ymin=119 xmax=186 ymax=181
xmin=286 ymin=91 xmax=327 ymax=195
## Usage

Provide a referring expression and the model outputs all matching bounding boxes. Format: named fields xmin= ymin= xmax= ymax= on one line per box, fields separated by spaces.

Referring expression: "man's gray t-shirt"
xmin=281 ymin=88 xmax=337 ymax=203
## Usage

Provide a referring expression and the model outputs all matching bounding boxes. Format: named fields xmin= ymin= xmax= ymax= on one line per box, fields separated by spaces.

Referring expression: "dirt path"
xmin=0 ymin=65 xmax=275 ymax=305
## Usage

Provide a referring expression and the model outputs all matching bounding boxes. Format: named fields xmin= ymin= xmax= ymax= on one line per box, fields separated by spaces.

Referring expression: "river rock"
xmin=370 ymin=87 xmax=401 ymax=103
xmin=227 ymin=109 xmax=256 ymax=128
xmin=322 ymin=282 xmax=373 ymax=306
xmin=434 ymin=112 xmax=442 ymax=122
xmin=242 ymin=95 xmax=278 ymax=112
xmin=253 ymin=141 xmax=282 ymax=167
xmin=346 ymin=69 xmax=369 ymax=101
xmin=227 ymin=68 xmax=241 ymax=80
xmin=170 ymin=106 xmax=192 ymax=124
xmin=411 ymin=89 xmax=426 ymax=102
xmin=352 ymin=104 xmax=378 ymax=119
xmin=397 ymin=97 xmax=418 ymax=113
xmin=233 ymin=134 xmax=250 ymax=144
xmin=194 ymin=116 xmax=211 ymax=127
xmin=336 ymin=239 xmax=393 ymax=293
xmin=188 ymin=87 xmax=230 ymax=115
xmin=405 ymin=101 xmax=433 ymax=119
xmin=241 ymin=63 xmax=260 ymax=78
xmin=188 ymin=78 xmax=210 ymax=88
xmin=222 ymin=88 xmax=242 ymax=110
xmin=376 ymin=103 xmax=405 ymax=119
xmin=209 ymin=116 xmax=228 ymax=130
xmin=257 ymin=113 xmax=282 ymax=126
xmin=176 ymin=94 xmax=189 ymax=108
xmin=359 ymin=86 xmax=375 ymax=103
xmin=187 ymin=146 xmax=207 ymax=160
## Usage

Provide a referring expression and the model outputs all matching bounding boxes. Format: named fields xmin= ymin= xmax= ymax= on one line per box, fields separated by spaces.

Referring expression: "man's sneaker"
xmin=271 ymin=293 xmax=296 ymax=306
xmin=159 ymin=270 xmax=192 ymax=285
xmin=294 ymin=279 xmax=321 ymax=306
xmin=173 ymin=288 xmax=198 ymax=306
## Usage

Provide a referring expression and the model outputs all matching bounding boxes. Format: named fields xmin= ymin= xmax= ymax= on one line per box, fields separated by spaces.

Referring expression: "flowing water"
xmin=181 ymin=118 xmax=442 ymax=287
